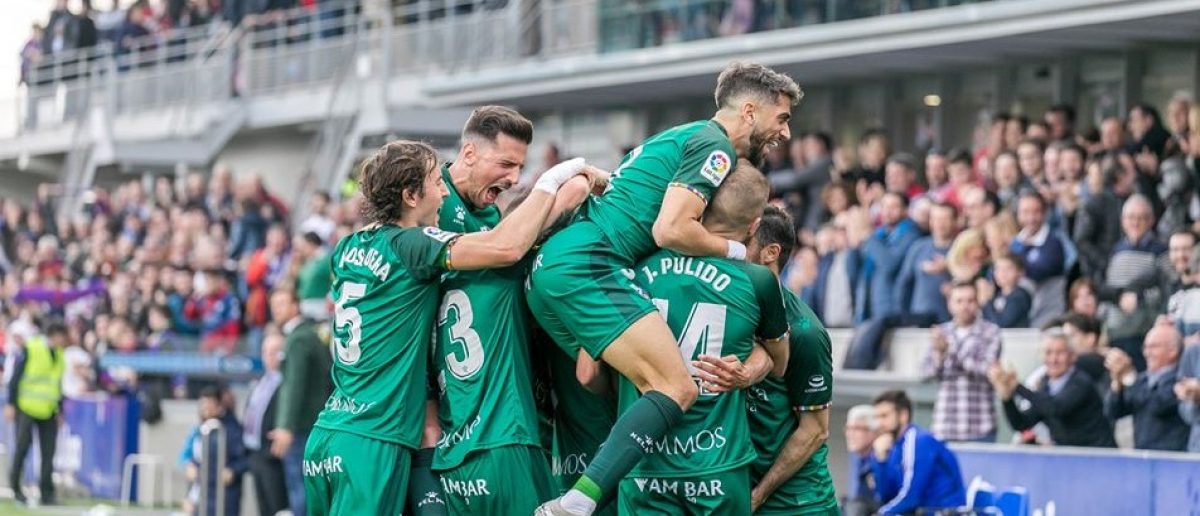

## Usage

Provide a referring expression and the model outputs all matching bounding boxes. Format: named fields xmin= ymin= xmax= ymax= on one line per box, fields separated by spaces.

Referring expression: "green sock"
xmin=408 ymin=448 xmax=448 ymax=516
xmin=574 ymin=390 xmax=683 ymax=501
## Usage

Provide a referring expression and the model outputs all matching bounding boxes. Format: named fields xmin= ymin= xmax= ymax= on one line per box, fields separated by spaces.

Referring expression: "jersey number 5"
xmin=332 ymin=282 xmax=366 ymax=365
xmin=439 ymin=289 xmax=485 ymax=380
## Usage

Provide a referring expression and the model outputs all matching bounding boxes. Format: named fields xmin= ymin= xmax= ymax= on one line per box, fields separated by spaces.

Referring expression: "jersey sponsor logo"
xmin=631 ymin=477 xmax=726 ymax=498
xmin=441 ymin=477 xmax=492 ymax=498
xmin=806 ymin=374 xmax=828 ymax=393
xmin=337 ymin=246 xmax=392 ymax=282
xmin=646 ymin=427 xmax=728 ymax=456
xmin=699 ymin=150 xmax=731 ymax=186
xmin=324 ymin=393 xmax=376 ymax=415
xmin=303 ymin=456 xmax=344 ymax=477
xmin=423 ymin=227 xmax=460 ymax=243
xmin=645 ymin=257 xmax=732 ymax=291
xmin=552 ymin=452 xmax=590 ymax=476
xmin=437 ymin=415 xmax=482 ymax=450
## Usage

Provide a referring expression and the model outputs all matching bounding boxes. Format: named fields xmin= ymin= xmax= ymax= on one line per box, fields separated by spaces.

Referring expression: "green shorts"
xmin=303 ymin=427 xmax=411 ymax=516
xmin=617 ymin=467 xmax=750 ymax=516
xmin=527 ymin=220 xmax=657 ymax=359
xmin=437 ymin=445 xmax=554 ymax=515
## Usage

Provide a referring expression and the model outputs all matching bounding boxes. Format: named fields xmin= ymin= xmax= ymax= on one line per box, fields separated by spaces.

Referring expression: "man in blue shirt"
xmin=870 ymin=390 xmax=966 ymax=515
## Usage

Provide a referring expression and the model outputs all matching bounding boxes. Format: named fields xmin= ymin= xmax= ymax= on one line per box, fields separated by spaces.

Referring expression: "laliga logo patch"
xmin=808 ymin=374 xmax=826 ymax=389
xmin=423 ymin=227 xmax=459 ymax=243
xmin=700 ymin=150 xmax=731 ymax=186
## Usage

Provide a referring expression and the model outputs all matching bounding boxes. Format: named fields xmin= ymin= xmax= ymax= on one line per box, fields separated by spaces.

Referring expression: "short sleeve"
xmin=785 ymin=298 xmax=834 ymax=411
xmin=391 ymin=226 xmax=459 ymax=282
xmin=669 ymin=126 xmax=737 ymax=205
xmin=748 ymin=265 xmax=789 ymax=342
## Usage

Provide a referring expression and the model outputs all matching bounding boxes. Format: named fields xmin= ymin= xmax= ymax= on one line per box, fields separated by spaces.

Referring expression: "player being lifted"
xmin=527 ymin=62 xmax=802 ymax=516
xmin=432 ymin=106 xmax=594 ymax=514
xmin=697 ymin=206 xmax=838 ymax=515
xmin=622 ymin=162 xmax=790 ymax=515
xmin=302 ymin=140 xmax=595 ymax=515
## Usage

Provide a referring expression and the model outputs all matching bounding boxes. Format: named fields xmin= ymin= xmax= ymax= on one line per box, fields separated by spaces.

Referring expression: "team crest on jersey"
xmin=700 ymin=150 xmax=731 ymax=186
xmin=423 ymin=227 xmax=459 ymax=242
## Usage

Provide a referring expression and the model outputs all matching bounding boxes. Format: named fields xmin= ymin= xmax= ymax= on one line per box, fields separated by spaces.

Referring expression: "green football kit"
xmin=527 ymin=120 xmax=738 ymax=358
xmin=747 ymin=289 xmax=838 ymax=515
xmin=616 ymin=250 xmax=788 ymax=516
xmin=432 ymin=164 xmax=554 ymax=514
xmin=304 ymin=223 xmax=459 ymax=516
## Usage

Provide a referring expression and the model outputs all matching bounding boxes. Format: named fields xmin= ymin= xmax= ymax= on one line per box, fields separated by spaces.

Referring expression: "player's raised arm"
xmin=448 ymin=158 xmax=590 ymax=270
xmin=654 ymin=183 xmax=737 ymax=258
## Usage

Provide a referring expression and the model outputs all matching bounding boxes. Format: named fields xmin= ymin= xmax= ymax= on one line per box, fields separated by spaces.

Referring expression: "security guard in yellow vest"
xmin=5 ymin=321 xmax=68 ymax=506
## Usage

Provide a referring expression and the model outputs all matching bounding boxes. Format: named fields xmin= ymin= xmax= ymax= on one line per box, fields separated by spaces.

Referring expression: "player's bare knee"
xmin=662 ymin=377 xmax=698 ymax=411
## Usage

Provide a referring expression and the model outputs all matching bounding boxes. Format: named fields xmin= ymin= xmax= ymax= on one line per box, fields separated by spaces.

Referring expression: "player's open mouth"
xmin=484 ymin=186 xmax=504 ymax=204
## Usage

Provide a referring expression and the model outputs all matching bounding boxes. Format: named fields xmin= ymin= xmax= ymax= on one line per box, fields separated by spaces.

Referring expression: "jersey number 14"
xmin=653 ymin=299 xmax=726 ymax=395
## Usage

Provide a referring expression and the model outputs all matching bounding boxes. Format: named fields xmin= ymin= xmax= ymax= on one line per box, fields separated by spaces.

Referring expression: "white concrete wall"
xmin=215 ymin=127 xmax=316 ymax=208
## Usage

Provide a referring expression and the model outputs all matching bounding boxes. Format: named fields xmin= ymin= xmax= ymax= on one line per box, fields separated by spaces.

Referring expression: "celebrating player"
xmin=697 ymin=206 xmax=838 ymax=514
xmin=302 ymin=140 xmax=593 ymax=515
xmin=620 ymin=161 xmax=790 ymax=515
xmin=432 ymin=106 xmax=593 ymax=513
xmin=528 ymin=62 xmax=802 ymax=516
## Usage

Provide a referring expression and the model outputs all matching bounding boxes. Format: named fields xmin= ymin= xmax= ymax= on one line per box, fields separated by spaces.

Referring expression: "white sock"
xmin=559 ymin=489 xmax=597 ymax=516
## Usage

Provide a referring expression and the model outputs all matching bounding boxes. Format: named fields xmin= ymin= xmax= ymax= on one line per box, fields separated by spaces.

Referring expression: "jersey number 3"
xmin=333 ymin=282 xmax=366 ymax=365
xmin=439 ymin=289 xmax=485 ymax=380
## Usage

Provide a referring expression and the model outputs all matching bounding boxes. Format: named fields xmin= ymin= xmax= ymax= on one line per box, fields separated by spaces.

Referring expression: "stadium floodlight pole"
xmin=199 ymin=418 xmax=227 ymax=516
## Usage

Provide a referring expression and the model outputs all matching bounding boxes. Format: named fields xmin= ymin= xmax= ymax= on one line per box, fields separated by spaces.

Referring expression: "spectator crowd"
xmin=0 ymin=166 xmax=341 ymax=409
xmin=761 ymin=95 xmax=1200 ymax=454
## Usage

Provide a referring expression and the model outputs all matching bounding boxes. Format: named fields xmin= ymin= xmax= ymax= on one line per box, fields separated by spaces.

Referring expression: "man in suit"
xmin=1104 ymin=323 xmax=1190 ymax=451
xmin=243 ymin=330 xmax=288 ymax=516
xmin=990 ymin=328 xmax=1116 ymax=448
xmin=268 ymin=289 xmax=333 ymax=516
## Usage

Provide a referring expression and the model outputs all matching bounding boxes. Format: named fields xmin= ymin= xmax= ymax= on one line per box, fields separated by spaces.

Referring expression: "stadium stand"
xmin=2 ymin=0 xmax=1200 ymax=514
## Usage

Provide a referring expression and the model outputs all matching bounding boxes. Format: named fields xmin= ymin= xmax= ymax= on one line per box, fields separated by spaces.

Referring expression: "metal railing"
xmin=9 ymin=0 xmax=1003 ymax=133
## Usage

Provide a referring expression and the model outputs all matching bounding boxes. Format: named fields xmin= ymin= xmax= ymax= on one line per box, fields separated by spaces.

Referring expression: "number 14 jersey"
xmin=315 ymin=224 xmax=457 ymax=450
xmin=621 ymin=250 xmax=789 ymax=477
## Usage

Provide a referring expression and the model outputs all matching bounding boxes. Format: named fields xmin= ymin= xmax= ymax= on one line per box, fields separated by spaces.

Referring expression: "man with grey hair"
xmin=1104 ymin=323 xmax=1189 ymax=451
xmin=988 ymin=328 xmax=1115 ymax=447
xmin=1099 ymin=194 xmax=1171 ymax=372
xmin=843 ymin=405 xmax=880 ymax=516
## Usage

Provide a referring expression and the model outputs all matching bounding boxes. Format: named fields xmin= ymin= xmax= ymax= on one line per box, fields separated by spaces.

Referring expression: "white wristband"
xmin=726 ymin=240 xmax=747 ymax=260
xmin=534 ymin=157 xmax=587 ymax=194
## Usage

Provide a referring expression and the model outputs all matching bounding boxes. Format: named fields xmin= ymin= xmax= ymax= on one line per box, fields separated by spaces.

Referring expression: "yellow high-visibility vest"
xmin=17 ymin=336 xmax=64 ymax=420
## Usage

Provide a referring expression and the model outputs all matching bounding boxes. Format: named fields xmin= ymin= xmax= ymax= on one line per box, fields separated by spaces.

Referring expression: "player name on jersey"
xmin=640 ymin=256 xmax=733 ymax=292
xmin=337 ymin=245 xmax=392 ymax=282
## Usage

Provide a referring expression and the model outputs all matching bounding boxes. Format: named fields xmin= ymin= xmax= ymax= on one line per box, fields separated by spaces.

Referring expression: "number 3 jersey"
xmin=621 ymin=250 xmax=789 ymax=477
xmin=315 ymin=224 xmax=458 ymax=450
xmin=432 ymin=169 xmax=542 ymax=471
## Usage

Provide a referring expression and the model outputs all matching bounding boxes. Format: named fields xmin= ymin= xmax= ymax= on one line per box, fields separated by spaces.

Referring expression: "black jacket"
xmin=1104 ymin=366 xmax=1190 ymax=451
xmin=1074 ymin=190 xmax=1123 ymax=283
xmin=1004 ymin=369 xmax=1116 ymax=448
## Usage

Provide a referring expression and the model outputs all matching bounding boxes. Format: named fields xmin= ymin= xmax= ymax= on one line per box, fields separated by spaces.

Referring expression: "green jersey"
xmin=439 ymin=163 xmax=501 ymax=233
xmin=548 ymin=340 xmax=617 ymax=490
xmin=432 ymin=173 xmax=540 ymax=470
xmin=315 ymin=224 xmax=458 ymax=449
xmin=747 ymin=289 xmax=837 ymax=514
xmin=620 ymin=251 xmax=789 ymax=477
xmin=586 ymin=120 xmax=737 ymax=263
